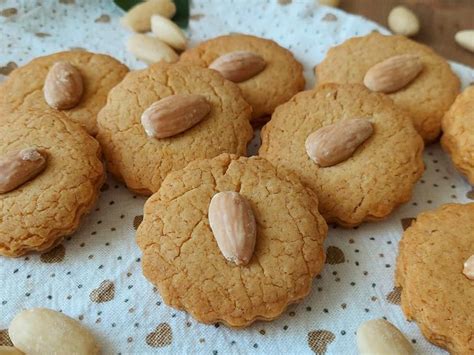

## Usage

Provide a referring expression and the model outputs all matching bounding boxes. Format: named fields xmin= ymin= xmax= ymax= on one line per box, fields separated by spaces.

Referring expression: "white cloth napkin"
xmin=0 ymin=0 xmax=473 ymax=354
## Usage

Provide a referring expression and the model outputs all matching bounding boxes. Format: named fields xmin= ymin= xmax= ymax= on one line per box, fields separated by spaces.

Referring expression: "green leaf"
xmin=114 ymin=0 xmax=143 ymax=11
xmin=171 ymin=0 xmax=189 ymax=29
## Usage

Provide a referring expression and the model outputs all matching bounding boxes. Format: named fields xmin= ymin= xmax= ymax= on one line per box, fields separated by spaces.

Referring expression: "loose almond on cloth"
xmin=356 ymin=319 xmax=414 ymax=355
xmin=388 ymin=6 xmax=420 ymax=37
xmin=141 ymin=94 xmax=211 ymax=139
xmin=151 ymin=15 xmax=187 ymax=50
xmin=455 ymin=30 xmax=474 ymax=53
xmin=120 ymin=0 xmax=176 ymax=32
xmin=305 ymin=118 xmax=373 ymax=167
xmin=209 ymin=51 xmax=266 ymax=83
xmin=364 ymin=54 xmax=423 ymax=93
xmin=43 ymin=61 xmax=83 ymax=110
xmin=463 ymin=255 xmax=474 ymax=280
xmin=0 ymin=148 xmax=47 ymax=194
xmin=126 ymin=33 xmax=178 ymax=64
xmin=9 ymin=308 xmax=100 ymax=355
xmin=208 ymin=191 xmax=257 ymax=266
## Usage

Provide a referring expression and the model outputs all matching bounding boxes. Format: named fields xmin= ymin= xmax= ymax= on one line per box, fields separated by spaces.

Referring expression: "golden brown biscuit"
xmin=396 ymin=203 xmax=474 ymax=354
xmin=136 ymin=153 xmax=327 ymax=327
xmin=259 ymin=83 xmax=424 ymax=227
xmin=316 ymin=33 xmax=460 ymax=143
xmin=96 ymin=62 xmax=253 ymax=195
xmin=0 ymin=51 xmax=129 ymax=135
xmin=0 ymin=109 xmax=104 ymax=257
xmin=180 ymin=34 xmax=305 ymax=120
xmin=441 ymin=85 xmax=474 ymax=184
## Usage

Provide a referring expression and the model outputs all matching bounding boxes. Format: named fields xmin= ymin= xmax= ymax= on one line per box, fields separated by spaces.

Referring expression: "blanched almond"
xmin=141 ymin=94 xmax=211 ymax=138
xmin=126 ymin=33 xmax=178 ymax=64
xmin=9 ymin=308 xmax=99 ymax=355
xmin=463 ymin=254 xmax=474 ymax=280
xmin=121 ymin=0 xmax=176 ymax=32
xmin=364 ymin=54 xmax=423 ymax=93
xmin=208 ymin=191 xmax=257 ymax=266
xmin=357 ymin=319 xmax=414 ymax=355
xmin=0 ymin=148 xmax=47 ymax=194
xmin=455 ymin=30 xmax=474 ymax=53
xmin=209 ymin=51 xmax=266 ymax=83
xmin=388 ymin=6 xmax=420 ymax=37
xmin=151 ymin=15 xmax=187 ymax=50
xmin=305 ymin=118 xmax=373 ymax=167
xmin=44 ymin=61 xmax=83 ymax=110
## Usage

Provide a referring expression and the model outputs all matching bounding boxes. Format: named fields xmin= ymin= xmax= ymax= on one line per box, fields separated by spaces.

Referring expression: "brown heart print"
xmin=40 ymin=244 xmax=66 ymax=263
xmin=307 ymin=330 xmax=336 ymax=354
xmin=386 ymin=286 xmax=402 ymax=305
xmin=325 ymin=246 xmax=345 ymax=265
xmin=146 ymin=323 xmax=173 ymax=347
xmin=90 ymin=280 xmax=115 ymax=303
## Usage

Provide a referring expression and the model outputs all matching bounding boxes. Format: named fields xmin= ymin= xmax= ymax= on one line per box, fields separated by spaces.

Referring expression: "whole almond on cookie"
xmin=208 ymin=191 xmax=257 ymax=266
xmin=151 ymin=15 xmax=187 ymax=50
xmin=0 ymin=148 xmax=47 ymax=194
xmin=44 ymin=61 xmax=83 ymax=110
xmin=209 ymin=51 xmax=266 ymax=83
xmin=364 ymin=54 xmax=423 ymax=93
xmin=305 ymin=118 xmax=373 ymax=167
xmin=141 ymin=94 xmax=211 ymax=139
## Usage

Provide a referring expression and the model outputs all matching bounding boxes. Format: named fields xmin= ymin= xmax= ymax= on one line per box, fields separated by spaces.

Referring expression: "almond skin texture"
xmin=141 ymin=94 xmax=211 ymax=139
xmin=357 ymin=319 xmax=414 ymax=355
xmin=150 ymin=15 xmax=187 ymax=50
xmin=208 ymin=191 xmax=257 ymax=266
xmin=364 ymin=54 xmax=423 ymax=93
xmin=121 ymin=0 xmax=176 ymax=32
xmin=305 ymin=118 xmax=373 ymax=167
xmin=43 ymin=61 xmax=83 ymax=109
xmin=0 ymin=148 xmax=47 ymax=194
xmin=209 ymin=51 xmax=266 ymax=83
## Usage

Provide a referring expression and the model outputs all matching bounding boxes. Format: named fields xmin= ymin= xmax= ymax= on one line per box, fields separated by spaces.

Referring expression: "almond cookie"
xmin=0 ymin=109 xmax=104 ymax=257
xmin=396 ymin=203 xmax=474 ymax=354
xmin=180 ymin=34 xmax=305 ymax=121
xmin=315 ymin=33 xmax=460 ymax=143
xmin=259 ymin=83 xmax=424 ymax=227
xmin=96 ymin=63 xmax=253 ymax=195
xmin=441 ymin=85 xmax=474 ymax=184
xmin=136 ymin=153 xmax=327 ymax=327
xmin=0 ymin=51 xmax=129 ymax=135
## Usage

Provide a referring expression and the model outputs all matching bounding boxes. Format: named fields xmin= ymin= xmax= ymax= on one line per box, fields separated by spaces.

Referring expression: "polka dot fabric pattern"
xmin=0 ymin=0 xmax=473 ymax=354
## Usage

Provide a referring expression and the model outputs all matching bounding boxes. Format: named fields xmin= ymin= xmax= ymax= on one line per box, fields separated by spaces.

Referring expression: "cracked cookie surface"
xmin=180 ymin=34 xmax=305 ymax=120
xmin=96 ymin=63 xmax=253 ymax=195
xmin=136 ymin=153 xmax=327 ymax=327
xmin=441 ymin=85 xmax=474 ymax=184
xmin=315 ymin=33 xmax=460 ymax=143
xmin=396 ymin=203 xmax=474 ymax=354
xmin=0 ymin=109 xmax=104 ymax=257
xmin=0 ymin=51 xmax=129 ymax=135
xmin=259 ymin=83 xmax=424 ymax=227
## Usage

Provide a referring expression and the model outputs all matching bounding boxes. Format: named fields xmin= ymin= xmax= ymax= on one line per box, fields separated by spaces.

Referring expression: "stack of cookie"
xmin=0 ymin=30 xmax=472 ymax=354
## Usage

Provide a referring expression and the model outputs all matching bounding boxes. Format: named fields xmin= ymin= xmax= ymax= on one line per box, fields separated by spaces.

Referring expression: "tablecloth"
xmin=1 ymin=0 xmax=473 ymax=354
